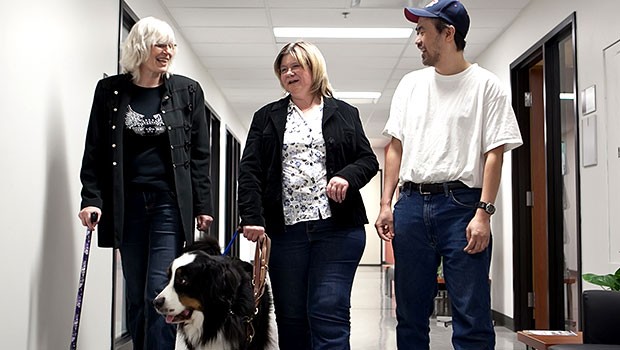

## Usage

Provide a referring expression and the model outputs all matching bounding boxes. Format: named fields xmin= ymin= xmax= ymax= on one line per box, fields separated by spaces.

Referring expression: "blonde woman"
xmin=238 ymin=41 xmax=378 ymax=349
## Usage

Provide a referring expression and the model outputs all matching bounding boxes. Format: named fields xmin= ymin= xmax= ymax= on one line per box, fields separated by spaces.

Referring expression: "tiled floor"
xmin=118 ymin=265 xmax=523 ymax=349
xmin=350 ymin=266 xmax=522 ymax=350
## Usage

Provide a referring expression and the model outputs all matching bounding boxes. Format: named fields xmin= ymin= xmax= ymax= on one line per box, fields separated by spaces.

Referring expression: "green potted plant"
xmin=582 ymin=267 xmax=620 ymax=291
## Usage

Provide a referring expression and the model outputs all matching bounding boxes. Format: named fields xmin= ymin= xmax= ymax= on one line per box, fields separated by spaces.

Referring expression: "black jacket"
xmin=79 ymin=73 xmax=213 ymax=248
xmin=238 ymin=95 xmax=379 ymax=233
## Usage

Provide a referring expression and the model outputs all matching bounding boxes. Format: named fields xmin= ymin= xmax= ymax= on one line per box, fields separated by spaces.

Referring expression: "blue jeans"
xmin=268 ymin=218 xmax=366 ymax=350
xmin=120 ymin=191 xmax=184 ymax=350
xmin=392 ymin=186 xmax=495 ymax=350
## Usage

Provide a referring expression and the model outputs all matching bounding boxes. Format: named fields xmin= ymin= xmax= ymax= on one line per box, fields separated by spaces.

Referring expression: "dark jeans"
xmin=269 ymin=218 xmax=366 ymax=350
xmin=392 ymin=186 xmax=495 ymax=350
xmin=120 ymin=191 xmax=184 ymax=350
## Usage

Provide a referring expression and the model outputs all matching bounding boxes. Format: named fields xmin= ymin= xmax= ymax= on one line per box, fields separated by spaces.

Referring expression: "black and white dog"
xmin=154 ymin=237 xmax=278 ymax=350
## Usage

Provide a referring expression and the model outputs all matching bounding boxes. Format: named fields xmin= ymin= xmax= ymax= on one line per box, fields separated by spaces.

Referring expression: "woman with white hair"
xmin=78 ymin=16 xmax=214 ymax=349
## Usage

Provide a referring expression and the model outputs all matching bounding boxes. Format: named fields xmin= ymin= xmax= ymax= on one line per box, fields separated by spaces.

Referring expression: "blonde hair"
xmin=273 ymin=41 xmax=333 ymax=98
xmin=119 ymin=17 xmax=177 ymax=82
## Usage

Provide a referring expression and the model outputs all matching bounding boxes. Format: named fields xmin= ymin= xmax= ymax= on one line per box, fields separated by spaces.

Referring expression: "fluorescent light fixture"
xmin=334 ymin=91 xmax=381 ymax=104
xmin=273 ymin=27 xmax=412 ymax=39
xmin=559 ymin=92 xmax=575 ymax=100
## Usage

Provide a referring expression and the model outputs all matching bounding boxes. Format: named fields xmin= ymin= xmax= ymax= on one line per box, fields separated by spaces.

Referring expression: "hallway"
xmin=350 ymin=266 xmax=521 ymax=349
xmin=115 ymin=265 xmax=523 ymax=349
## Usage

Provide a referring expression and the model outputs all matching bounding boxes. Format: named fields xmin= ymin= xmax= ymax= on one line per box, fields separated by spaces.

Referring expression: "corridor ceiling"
xmin=161 ymin=0 xmax=530 ymax=146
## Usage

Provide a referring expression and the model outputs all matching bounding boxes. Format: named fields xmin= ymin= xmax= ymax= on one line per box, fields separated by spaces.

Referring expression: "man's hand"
xmin=464 ymin=212 xmax=491 ymax=254
xmin=375 ymin=205 xmax=395 ymax=242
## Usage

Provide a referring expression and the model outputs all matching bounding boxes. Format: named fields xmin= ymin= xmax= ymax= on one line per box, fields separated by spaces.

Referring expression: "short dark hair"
xmin=432 ymin=18 xmax=466 ymax=52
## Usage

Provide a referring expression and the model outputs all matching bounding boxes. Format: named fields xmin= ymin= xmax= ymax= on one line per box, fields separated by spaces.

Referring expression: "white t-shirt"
xmin=383 ymin=64 xmax=523 ymax=188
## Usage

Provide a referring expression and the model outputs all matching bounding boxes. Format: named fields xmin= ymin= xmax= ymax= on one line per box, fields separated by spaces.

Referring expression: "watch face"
xmin=477 ymin=201 xmax=496 ymax=215
xmin=485 ymin=203 xmax=496 ymax=215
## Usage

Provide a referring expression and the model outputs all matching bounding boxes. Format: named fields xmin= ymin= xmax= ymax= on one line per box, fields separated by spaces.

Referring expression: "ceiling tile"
xmin=270 ymin=8 xmax=410 ymax=27
xmin=170 ymin=8 xmax=269 ymax=27
xmin=208 ymin=68 xmax=275 ymax=81
xmin=182 ymin=27 xmax=273 ymax=43
xmin=203 ymin=56 xmax=276 ymax=69
xmin=192 ymin=43 xmax=278 ymax=57
xmin=163 ymin=0 xmax=264 ymax=7
xmin=267 ymin=0 xmax=349 ymax=8
xmin=463 ymin=0 xmax=530 ymax=9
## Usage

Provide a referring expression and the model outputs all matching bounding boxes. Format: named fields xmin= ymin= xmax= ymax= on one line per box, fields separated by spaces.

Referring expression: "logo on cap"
xmin=425 ymin=0 xmax=439 ymax=7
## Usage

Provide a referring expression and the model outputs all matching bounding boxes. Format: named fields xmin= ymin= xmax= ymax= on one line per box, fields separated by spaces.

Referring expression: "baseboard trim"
xmin=492 ymin=310 xmax=515 ymax=331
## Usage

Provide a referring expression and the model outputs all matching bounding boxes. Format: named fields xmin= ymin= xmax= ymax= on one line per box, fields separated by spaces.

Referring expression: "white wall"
xmin=0 ymin=0 xmax=247 ymax=348
xmin=0 ymin=1 xmax=118 ymax=349
xmin=476 ymin=0 xmax=620 ymax=318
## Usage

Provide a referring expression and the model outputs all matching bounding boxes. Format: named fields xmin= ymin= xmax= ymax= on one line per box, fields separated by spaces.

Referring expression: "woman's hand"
xmin=196 ymin=215 xmax=214 ymax=231
xmin=327 ymin=176 xmax=349 ymax=203
xmin=78 ymin=206 xmax=101 ymax=231
xmin=241 ymin=225 xmax=265 ymax=242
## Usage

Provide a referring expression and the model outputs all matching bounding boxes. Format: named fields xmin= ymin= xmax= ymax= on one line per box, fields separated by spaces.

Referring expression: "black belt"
xmin=402 ymin=181 xmax=468 ymax=194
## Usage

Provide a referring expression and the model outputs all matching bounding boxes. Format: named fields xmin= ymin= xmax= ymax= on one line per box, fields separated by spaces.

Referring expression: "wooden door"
xmin=529 ymin=65 xmax=550 ymax=328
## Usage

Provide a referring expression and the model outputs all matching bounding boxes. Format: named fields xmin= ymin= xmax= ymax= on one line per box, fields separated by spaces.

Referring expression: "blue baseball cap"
xmin=404 ymin=0 xmax=470 ymax=38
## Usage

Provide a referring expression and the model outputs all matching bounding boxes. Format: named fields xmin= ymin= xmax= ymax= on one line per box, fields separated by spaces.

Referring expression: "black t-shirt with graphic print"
xmin=123 ymin=84 xmax=173 ymax=192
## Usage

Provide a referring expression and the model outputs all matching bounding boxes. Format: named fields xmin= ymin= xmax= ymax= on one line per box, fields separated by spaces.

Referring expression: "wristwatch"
xmin=475 ymin=201 xmax=496 ymax=215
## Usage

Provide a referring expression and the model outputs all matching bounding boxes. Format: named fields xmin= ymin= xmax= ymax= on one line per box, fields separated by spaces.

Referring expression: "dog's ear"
xmin=193 ymin=255 xmax=240 ymax=300
xmin=219 ymin=263 xmax=243 ymax=298
xmin=225 ymin=263 xmax=256 ymax=314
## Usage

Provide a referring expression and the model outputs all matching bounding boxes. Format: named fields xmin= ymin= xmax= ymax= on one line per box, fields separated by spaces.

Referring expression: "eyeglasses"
xmin=154 ymin=43 xmax=177 ymax=51
xmin=279 ymin=63 xmax=303 ymax=75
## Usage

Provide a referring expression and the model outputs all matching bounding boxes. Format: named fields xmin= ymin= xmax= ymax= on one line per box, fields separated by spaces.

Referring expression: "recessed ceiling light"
xmin=273 ymin=27 xmax=412 ymax=39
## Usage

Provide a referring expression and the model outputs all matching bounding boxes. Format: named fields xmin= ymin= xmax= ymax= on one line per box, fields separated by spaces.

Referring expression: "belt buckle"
xmin=418 ymin=184 xmax=431 ymax=195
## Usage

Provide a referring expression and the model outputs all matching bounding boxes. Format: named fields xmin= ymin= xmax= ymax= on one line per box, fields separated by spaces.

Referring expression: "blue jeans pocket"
xmin=448 ymin=188 xmax=481 ymax=209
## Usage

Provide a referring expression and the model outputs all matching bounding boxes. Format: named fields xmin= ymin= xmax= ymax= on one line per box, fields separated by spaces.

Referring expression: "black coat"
xmin=79 ymin=73 xmax=213 ymax=248
xmin=238 ymin=95 xmax=379 ymax=233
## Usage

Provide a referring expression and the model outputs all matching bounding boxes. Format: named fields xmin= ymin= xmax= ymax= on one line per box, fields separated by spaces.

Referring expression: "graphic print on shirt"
xmin=125 ymin=105 xmax=166 ymax=136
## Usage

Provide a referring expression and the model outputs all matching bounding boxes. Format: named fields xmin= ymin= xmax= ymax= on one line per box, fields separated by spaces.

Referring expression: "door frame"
xmin=510 ymin=12 xmax=582 ymax=330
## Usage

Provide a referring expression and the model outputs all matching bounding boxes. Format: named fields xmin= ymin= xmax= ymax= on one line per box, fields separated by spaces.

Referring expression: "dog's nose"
xmin=153 ymin=297 xmax=165 ymax=309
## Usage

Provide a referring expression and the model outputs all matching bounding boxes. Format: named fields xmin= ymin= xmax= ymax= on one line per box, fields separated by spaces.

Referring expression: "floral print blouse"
xmin=281 ymin=99 xmax=332 ymax=225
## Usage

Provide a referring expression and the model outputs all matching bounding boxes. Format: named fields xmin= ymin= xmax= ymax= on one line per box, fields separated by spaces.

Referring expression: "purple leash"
xmin=70 ymin=212 xmax=98 ymax=350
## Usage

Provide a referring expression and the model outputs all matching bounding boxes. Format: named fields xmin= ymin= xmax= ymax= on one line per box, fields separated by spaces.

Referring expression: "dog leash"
xmin=222 ymin=229 xmax=239 ymax=256
xmin=242 ymin=233 xmax=271 ymax=344
xmin=222 ymin=229 xmax=270 ymax=306
xmin=252 ymin=233 xmax=271 ymax=309
xmin=70 ymin=212 xmax=98 ymax=350
xmin=228 ymin=228 xmax=271 ymax=344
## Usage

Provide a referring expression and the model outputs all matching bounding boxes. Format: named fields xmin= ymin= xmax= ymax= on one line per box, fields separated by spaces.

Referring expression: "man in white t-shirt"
xmin=375 ymin=1 xmax=522 ymax=349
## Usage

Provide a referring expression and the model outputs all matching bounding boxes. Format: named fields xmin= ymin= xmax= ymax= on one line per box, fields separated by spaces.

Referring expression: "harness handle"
xmin=252 ymin=233 xmax=271 ymax=309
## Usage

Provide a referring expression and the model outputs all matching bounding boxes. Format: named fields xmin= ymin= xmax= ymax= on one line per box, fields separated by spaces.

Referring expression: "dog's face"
xmin=154 ymin=252 xmax=204 ymax=324
xmin=154 ymin=238 xmax=276 ymax=350
xmin=154 ymin=249 xmax=243 ymax=326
